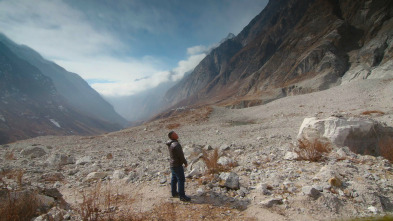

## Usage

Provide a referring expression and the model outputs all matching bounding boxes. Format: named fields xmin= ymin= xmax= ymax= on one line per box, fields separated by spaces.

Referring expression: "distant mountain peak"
xmin=219 ymin=33 xmax=236 ymax=45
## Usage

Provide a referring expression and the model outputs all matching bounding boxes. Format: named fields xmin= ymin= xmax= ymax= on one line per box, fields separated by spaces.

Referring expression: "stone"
xmin=85 ymin=172 xmax=107 ymax=182
xmin=259 ymin=198 xmax=283 ymax=208
xmin=328 ymin=177 xmax=342 ymax=187
xmin=217 ymin=156 xmax=234 ymax=166
xmin=20 ymin=146 xmax=47 ymax=158
xmin=368 ymin=206 xmax=378 ymax=214
xmin=46 ymin=154 xmax=75 ymax=167
xmin=302 ymin=186 xmax=320 ymax=198
xmin=159 ymin=178 xmax=166 ymax=184
xmin=112 ymin=170 xmax=126 ymax=179
xmin=186 ymin=160 xmax=206 ymax=178
xmin=204 ymin=145 xmax=213 ymax=150
xmin=313 ymin=165 xmax=343 ymax=182
xmin=219 ymin=172 xmax=240 ymax=190
xmin=284 ymin=152 xmax=299 ymax=160
xmin=219 ymin=144 xmax=230 ymax=152
xmin=76 ymin=156 xmax=92 ymax=165
xmin=257 ymin=183 xmax=271 ymax=195
xmin=196 ymin=187 xmax=205 ymax=196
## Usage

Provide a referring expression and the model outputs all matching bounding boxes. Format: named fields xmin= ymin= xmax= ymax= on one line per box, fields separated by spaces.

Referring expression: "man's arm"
xmin=175 ymin=143 xmax=188 ymax=167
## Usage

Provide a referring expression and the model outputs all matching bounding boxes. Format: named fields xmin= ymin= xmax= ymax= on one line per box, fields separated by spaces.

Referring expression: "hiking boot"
xmin=180 ymin=196 xmax=191 ymax=202
xmin=171 ymin=193 xmax=179 ymax=198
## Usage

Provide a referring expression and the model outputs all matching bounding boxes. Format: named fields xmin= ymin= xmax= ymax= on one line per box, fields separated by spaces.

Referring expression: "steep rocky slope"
xmin=0 ymin=41 xmax=123 ymax=144
xmin=165 ymin=0 xmax=393 ymax=109
xmin=0 ymin=34 xmax=127 ymax=127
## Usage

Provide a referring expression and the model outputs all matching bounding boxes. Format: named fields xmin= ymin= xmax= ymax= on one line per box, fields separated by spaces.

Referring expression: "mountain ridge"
xmin=0 ymin=33 xmax=127 ymax=127
xmin=0 ymin=35 xmax=127 ymax=144
xmin=163 ymin=0 xmax=393 ymax=110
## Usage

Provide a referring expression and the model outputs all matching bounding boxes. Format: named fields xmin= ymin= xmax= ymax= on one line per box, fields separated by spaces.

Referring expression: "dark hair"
xmin=168 ymin=131 xmax=175 ymax=139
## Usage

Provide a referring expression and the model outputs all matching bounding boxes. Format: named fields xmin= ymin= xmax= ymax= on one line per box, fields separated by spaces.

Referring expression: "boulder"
xmin=85 ymin=172 xmax=107 ymax=182
xmin=219 ymin=144 xmax=231 ymax=152
xmin=219 ymin=172 xmax=240 ymax=190
xmin=298 ymin=117 xmax=393 ymax=155
xmin=20 ymin=146 xmax=47 ymax=158
xmin=257 ymin=183 xmax=271 ymax=195
xmin=186 ymin=160 xmax=206 ymax=178
xmin=259 ymin=198 xmax=283 ymax=208
xmin=112 ymin=170 xmax=126 ymax=179
xmin=183 ymin=145 xmax=202 ymax=160
xmin=217 ymin=156 xmax=234 ymax=166
xmin=302 ymin=186 xmax=320 ymax=199
xmin=313 ymin=165 xmax=343 ymax=182
xmin=46 ymin=154 xmax=75 ymax=167
xmin=76 ymin=156 xmax=92 ymax=165
xmin=284 ymin=152 xmax=299 ymax=160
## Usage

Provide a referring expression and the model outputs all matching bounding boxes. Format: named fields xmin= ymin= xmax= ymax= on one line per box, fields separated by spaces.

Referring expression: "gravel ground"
xmin=1 ymin=79 xmax=393 ymax=220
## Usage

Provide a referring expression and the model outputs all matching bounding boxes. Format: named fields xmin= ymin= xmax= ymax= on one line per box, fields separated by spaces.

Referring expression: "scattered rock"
xmin=302 ymin=186 xmax=320 ymax=199
xmin=46 ymin=154 xmax=75 ymax=167
xmin=112 ymin=170 xmax=126 ymax=179
xmin=76 ymin=156 xmax=92 ymax=165
xmin=284 ymin=152 xmax=298 ymax=160
xmin=20 ymin=146 xmax=47 ymax=158
xmin=85 ymin=172 xmax=107 ymax=182
xmin=219 ymin=172 xmax=240 ymax=190
xmin=217 ymin=156 xmax=234 ymax=166
xmin=259 ymin=198 xmax=283 ymax=208
xmin=257 ymin=183 xmax=271 ymax=195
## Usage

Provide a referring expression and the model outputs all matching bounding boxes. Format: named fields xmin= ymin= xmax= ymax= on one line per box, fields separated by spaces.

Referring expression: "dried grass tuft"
xmin=201 ymin=148 xmax=236 ymax=175
xmin=295 ymin=138 xmax=332 ymax=162
xmin=166 ymin=123 xmax=181 ymax=130
xmin=4 ymin=151 xmax=16 ymax=160
xmin=202 ymin=148 xmax=220 ymax=175
xmin=0 ymin=189 xmax=39 ymax=221
xmin=361 ymin=110 xmax=385 ymax=116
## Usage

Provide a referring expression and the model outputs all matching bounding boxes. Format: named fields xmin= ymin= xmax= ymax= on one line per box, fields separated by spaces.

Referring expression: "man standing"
xmin=166 ymin=131 xmax=191 ymax=202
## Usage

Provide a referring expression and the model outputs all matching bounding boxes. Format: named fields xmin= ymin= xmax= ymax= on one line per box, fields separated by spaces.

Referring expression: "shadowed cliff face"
xmin=164 ymin=0 xmax=393 ymax=109
xmin=0 ymin=42 xmax=123 ymax=144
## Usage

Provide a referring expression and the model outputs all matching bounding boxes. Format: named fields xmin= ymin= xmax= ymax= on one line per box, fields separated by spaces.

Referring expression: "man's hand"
xmin=184 ymin=163 xmax=188 ymax=168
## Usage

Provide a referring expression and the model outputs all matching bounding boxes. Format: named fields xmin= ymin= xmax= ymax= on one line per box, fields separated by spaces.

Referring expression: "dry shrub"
xmin=106 ymin=153 xmax=113 ymax=160
xmin=295 ymin=138 xmax=332 ymax=162
xmin=1 ymin=169 xmax=24 ymax=188
xmin=361 ymin=110 xmax=385 ymax=115
xmin=166 ymin=123 xmax=181 ymax=130
xmin=0 ymin=189 xmax=39 ymax=221
xmin=379 ymin=136 xmax=393 ymax=163
xmin=202 ymin=148 xmax=220 ymax=175
xmin=77 ymin=182 xmax=120 ymax=221
xmin=4 ymin=151 xmax=16 ymax=160
xmin=202 ymin=148 xmax=236 ymax=175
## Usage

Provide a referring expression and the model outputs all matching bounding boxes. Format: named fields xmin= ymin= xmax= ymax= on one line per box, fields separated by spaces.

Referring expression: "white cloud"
xmin=0 ymin=0 xmax=124 ymax=60
xmin=92 ymin=46 xmax=208 ymax=97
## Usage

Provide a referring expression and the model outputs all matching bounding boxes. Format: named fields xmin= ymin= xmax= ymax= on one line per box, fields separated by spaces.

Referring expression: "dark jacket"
xmin=166 ymin=140 xmax=187 ymax=168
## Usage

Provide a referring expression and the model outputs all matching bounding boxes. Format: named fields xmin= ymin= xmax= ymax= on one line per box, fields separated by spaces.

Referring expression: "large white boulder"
xmin=297 ymin=116 xmax=393 ymax=155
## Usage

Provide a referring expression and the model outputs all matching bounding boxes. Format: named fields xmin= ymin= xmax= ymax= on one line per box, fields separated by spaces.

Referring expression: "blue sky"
xmin=0 ymin=0 xmax=268 ymax=97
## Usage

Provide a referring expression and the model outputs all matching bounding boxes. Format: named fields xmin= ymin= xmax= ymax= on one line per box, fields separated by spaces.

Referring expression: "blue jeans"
xmin=171 ymin=166 xmax=185 ymax=197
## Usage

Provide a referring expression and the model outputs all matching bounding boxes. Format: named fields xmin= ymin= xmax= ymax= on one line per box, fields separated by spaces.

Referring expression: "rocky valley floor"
xmin=1 ymin=79 xmax=393 ymax=221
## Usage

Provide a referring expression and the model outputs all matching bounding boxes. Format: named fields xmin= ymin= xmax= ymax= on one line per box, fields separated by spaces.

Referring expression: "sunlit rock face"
xmin=165 ymin=0 xmax=393 ymax=109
